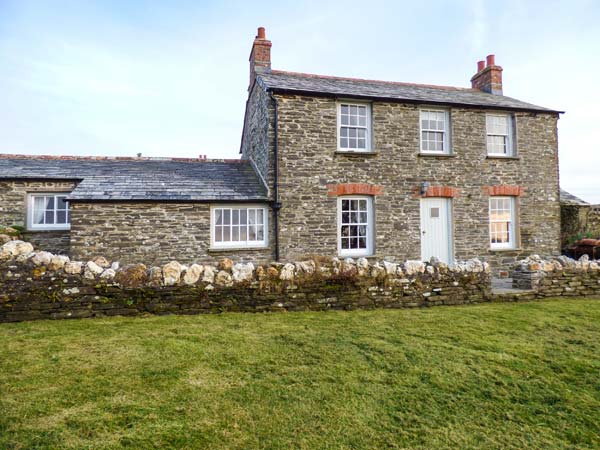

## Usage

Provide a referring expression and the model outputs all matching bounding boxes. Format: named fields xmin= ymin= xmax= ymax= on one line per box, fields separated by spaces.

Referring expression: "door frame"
xmin=419 ymin=197 xmax=454 ymax=265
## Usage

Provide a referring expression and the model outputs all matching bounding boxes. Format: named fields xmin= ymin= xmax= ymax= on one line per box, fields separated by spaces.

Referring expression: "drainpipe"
xmin=270 ymin=92 xmax=281 ymax=261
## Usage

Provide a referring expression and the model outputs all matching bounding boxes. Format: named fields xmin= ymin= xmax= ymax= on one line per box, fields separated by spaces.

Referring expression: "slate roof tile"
xmin=0 ymin=156 xmax=268 ymax=202
xmin=258 ymin=71 xmax=560 ymax=113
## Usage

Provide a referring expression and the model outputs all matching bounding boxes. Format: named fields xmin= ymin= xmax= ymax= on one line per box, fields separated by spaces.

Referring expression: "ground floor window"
xmin=211 ymin=205 xmax=268 ymax=249
xmin=27 ymin=193 xmax=71 ymax=230
xmin=489 ymin=196 xmax=517 ymax=249
xmin=338 ymin=196 xmax=374 ymax=257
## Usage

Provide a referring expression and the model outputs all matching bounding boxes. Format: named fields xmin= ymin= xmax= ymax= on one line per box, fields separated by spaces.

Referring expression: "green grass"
xmin=1 ymin=299 xmax=599 ymax=450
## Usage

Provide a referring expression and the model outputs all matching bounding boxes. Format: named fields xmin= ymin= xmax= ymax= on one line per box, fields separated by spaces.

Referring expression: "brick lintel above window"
xmin=484 ymin=185 xmax=525 ymax=196
xmin=327 ymin=183 xmax=383 ymax=197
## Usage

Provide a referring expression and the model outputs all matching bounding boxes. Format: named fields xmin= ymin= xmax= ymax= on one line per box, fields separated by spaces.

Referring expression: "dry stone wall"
xmin=511 ymin=254 xmax=600 ymax=296
xmin=1 ymin=240 xmax=492 ymax=323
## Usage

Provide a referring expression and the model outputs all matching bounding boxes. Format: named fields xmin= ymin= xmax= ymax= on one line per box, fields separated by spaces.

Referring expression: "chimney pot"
xmin=249 ymin=26 xmax=272 ymax=91
xmin=471 ymin=54 xmax=503 ymax=95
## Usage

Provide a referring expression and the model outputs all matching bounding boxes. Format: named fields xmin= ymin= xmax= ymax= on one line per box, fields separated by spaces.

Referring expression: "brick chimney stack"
xmin=249 ymin=26 xmax=272 ymax=91
xmin=471 ymin=54 xmax=503 ymax=95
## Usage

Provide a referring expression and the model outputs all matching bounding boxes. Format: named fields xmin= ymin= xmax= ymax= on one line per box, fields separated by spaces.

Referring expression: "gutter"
xmin=270 ymin=91 xmax=282 ymax=261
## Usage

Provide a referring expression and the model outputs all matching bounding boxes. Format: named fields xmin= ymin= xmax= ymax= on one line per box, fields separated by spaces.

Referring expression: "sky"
xmin=1 ymin=0 xmax=599 ymax=202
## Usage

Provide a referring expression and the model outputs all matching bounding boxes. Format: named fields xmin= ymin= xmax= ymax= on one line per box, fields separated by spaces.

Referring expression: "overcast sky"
xmin=1 ymin=0 xmax=599 ymax=202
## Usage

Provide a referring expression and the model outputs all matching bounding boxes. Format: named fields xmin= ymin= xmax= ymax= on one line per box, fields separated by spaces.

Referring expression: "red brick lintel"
xmin=484 ymin=185 xmax=526 ymax=196
xmin=327 ymin=183 xmax=384 ymax=196
xmin=413 ymin=186 xmax=460 ymax=198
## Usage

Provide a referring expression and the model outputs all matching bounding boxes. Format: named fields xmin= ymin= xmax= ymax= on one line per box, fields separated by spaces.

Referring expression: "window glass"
xmin=339 ymin=103 xmax=370 ymax=151
xmin=339 ymin=196 xmax=373 ymax=256
xmin=212 ymin=207 xmax=267 ymax=248
xmin=489 ymin=197 xmax=515 ymax=248
xmin=421 ymin=110 xmax=449 ymax=153
xmin=486 ymin=114 xmax=513 ymax=155
xmin=29 ymin=194 xmax=71 ymax=229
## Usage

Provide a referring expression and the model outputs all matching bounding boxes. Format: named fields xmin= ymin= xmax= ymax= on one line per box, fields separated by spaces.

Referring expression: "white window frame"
xmin=27 ymin=193 xmax=71 ymax=231
xmin=337 ymin=102 xmax=372 ymax=152
xmin=419 ymin=108 xmax=451 ymax=154
xmin=337 ymin=196 xmax=374 ymax=257
xmin=210 ymin=204 xmax=269 ymax=249
xmin=489 ymin=196 xmax=517 ymax=250
xmin=486 ymin=113 xmax=515 ymax=156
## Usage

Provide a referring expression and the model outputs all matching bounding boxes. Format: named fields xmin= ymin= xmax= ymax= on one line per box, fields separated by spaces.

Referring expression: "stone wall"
xmin=271 ymin=94 xmax=560 ymax=273
xmin=69 ymin=202 xmax=275 ymax=266
xmin=0 ymin=240 xmax=492 ymax=323
xmin=240 ymin=83 xmax=275 ymax=192
xmin=589 ymin=206 xmax=600 ymax=237
xmin=0 ymin=180 xmax=75 ymax=254
xmin=511 ymin=255 xmax=600 ymax=296
xmin=560 ymin=203 xmax=591 ymax=247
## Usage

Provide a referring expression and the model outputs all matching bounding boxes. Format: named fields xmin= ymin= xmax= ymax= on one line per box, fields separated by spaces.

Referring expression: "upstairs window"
xmin=489 ymin=197 xmax=517 ymax=249
xmin=338 ymin=103 xmax=371 ymax=151
xmin=27 ymin=193 xmax=71 ymax=230
xmin=338 ymin=196 xmax=374 ymax=257
xmin=420 ymin=109 xmax=450 ymax=154
xmin=211 ymin=205 xmax=268 ymax=249
xmin=486 ymin=114 xmax=514 ymax=156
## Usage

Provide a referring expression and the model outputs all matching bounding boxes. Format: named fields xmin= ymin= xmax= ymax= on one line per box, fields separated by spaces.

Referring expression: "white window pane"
xmin=340 ymin=138 xmax=348 ymax=148
xmin=57 ymin=211 xmax=67 ymax=224
xmin=215 ymin=209 xmax=223 ymax=225
xmin=240 ymin=225 xmax=247 ymax=241
xmin=223 ymin=209 xmax=230 ymax=225
xmin=45 ymin=211 xmax=54 ymax=224
xmin=257 ymin=224 xmax=264 ymax=240
xmin=341 ymin=105 xmax=348 ymax=114
xmin=215 ymin=226 xmax=223 ymax=242
xmin=232 ymin=226 xmax=239 ymax=242
xmin=45 ymin=197 xmax=54 ymax=209
xmin=223 ymin=226 xmax=231 ymax=241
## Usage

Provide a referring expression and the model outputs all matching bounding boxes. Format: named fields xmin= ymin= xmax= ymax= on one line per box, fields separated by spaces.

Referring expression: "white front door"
xmin=420 ymin=198 xmax=452 ymax=264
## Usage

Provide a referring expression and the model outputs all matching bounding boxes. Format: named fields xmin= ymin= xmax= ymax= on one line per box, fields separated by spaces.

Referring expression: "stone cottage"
xmin=0 ymin=27 xmax=562 ymax=272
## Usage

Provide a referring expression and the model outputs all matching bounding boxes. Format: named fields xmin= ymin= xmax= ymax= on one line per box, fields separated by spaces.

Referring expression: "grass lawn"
xmin=1 ymin=299 xmax=599 ymax=449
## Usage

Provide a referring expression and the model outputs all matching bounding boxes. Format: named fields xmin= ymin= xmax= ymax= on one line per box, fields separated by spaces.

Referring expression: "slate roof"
xmin=257 ymin=70 xmax=560 ymax=113
xmin=0 ymin=156 xmax=268 ymax=202
xmin=560 ymin=189 xmax=589 ymax=206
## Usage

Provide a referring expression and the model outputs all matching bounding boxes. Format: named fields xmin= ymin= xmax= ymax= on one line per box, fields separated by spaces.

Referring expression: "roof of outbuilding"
xmin=560 ymin=189 xmax=589 ymax=206
xmin=0 ymin=156 xmax=268 ymax=202
xmin=257 ymin=70 xmax=560 ymax=113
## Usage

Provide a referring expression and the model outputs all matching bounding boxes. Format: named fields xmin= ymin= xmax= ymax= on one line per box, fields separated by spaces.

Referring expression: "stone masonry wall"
xmin=272 ymin=94 xmax=561 ymax=273
xmin=69 ymin=202 xmax=275 ymax=266
xmin=511 ymin=255 xmax=600 ymax=297
xmin=0 ymin=180 xmax=76 ymax=254
xmin=0 ymin=240 xmax=491 ymax=323
xmin=240 ymin=83 xmax=275 ymax=192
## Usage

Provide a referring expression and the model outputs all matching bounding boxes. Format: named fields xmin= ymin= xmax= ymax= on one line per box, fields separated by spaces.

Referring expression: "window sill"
xmin=25 ymin=228 xmax=71 ymax=233
xmin=489 ymin=247 xmax=522 ymax=252
xmin=486 ymin=155 xmax=520 ymax=160
xmin=334 ymin=150 xmax=379 ymax=157
xmin=417 ymin=153 xmax=457 ymax=158
xmin=208 ymin=246 xmax=270 ymax=253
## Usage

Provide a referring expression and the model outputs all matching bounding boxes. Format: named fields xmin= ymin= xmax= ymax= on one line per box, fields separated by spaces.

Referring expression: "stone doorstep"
xmin=491 ymin=277 xmax=535 ymax=295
